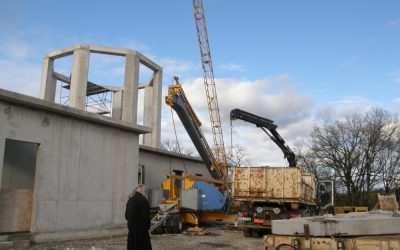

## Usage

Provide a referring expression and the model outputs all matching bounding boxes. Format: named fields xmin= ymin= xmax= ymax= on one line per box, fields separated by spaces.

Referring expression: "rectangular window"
xmin=138 ymin=165 xmax=144 ymax=184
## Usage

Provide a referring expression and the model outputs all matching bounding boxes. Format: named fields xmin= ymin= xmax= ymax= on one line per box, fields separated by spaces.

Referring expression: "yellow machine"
xmin=150 ymin=79 xmax=235 ymax=234
xmin=333 ymin=206 xmax=369 ymax=215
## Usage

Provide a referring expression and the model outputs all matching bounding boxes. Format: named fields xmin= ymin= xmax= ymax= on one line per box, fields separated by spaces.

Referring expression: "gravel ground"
xmin=22 ymin=225 xmax=265 ymax=250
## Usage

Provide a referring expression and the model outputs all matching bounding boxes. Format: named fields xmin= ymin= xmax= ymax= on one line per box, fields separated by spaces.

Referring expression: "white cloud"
xmin=157 ymin=57 xmax=197 ymax=77
xmin=319 ymin=96 xmax=375 ymax=121
xmin=219 ymin=63 xmax=246 ymax=72
xmin=315 ymin=105 xmax=337 ymax=121
xmin=160 ymin=76 xmax=314 ymax=166
xmin=0 ymin=39 xmax=41 ymax=97
xmin=0 ymin=40 xmax=32 ymax=60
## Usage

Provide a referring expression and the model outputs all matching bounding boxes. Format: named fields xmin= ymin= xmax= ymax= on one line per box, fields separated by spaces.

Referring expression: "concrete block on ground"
xmin=272 ymin=211 xmax=400 ymax=236
xmin=13 ymin=240 xmax=30 ymax=248
xmin=0 ymin=241 xmax=13 ymax=250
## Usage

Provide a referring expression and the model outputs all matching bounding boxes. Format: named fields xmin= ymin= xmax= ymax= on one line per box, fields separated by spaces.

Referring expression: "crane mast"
xmin=192 ymin=0 xmax=228 ymax=183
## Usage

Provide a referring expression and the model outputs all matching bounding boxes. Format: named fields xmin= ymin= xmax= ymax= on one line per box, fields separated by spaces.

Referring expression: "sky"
xmin=1 ymin=0 xmax=400 ymax=166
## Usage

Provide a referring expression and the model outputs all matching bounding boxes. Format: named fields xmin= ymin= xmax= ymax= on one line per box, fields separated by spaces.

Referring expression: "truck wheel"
xmin=173 ymin=215 xmax=183 ymax=233
xmin=153 ymin=225 xmax=164 ymax=235
xmin=251 ymin=229 xmax=261 ymax=238
xmin=276 ymin=243 xmax=298 ymax=249
xmin=166 ymin=217 xmax=175 ymax=234
xmin=243 ymin=229 xmax=252 ymax=237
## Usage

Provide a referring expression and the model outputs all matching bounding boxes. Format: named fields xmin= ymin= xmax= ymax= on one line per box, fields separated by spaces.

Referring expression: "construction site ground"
xmin=22 ymin=224 xmax=264 ymax=250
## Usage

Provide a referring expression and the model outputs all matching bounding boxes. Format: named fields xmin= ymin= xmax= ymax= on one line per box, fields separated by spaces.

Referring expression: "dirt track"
xmin=24 ymin=225 xmax=265 ymax=250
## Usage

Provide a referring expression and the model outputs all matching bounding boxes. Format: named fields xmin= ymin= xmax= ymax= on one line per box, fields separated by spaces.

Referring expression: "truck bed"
xmin=232 ymin=167 xmax=315 ymax=204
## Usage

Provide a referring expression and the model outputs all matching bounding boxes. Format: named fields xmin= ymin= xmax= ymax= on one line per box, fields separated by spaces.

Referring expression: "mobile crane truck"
xmin=149 ymin=78 xmax=234 ymax=234
xmin=230 ymin=109 xmax=332 ymax=237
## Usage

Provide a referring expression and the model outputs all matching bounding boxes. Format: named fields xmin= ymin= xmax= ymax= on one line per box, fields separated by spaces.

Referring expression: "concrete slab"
xmin=0 ymin=241 xmax=13 ymax=250
xmin=272 ymin=211 xmax=400 ymax=236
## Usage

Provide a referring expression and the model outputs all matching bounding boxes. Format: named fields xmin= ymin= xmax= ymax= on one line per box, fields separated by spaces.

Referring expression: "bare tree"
xmin=296 ymin=143 xmax=333 ymax=183
xmin=303 ymin=107 xmax=400 ymax=206
xmin=160 ymin=139 xmax=198 ymax=157
xmin=376 ymin=133 xmax=400 ymax=194
xmin=226 ymin=145 xmax=251 ymax=167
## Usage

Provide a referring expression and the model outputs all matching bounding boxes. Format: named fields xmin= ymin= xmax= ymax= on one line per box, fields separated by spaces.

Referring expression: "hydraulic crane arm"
xmin=230 ymin=108 xmax=297 ymax=167
xmin=166 ymin=77 xmax=225 ymax=181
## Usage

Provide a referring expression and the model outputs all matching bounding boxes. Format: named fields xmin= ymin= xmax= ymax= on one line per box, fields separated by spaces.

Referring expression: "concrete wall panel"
xmin=58 ymin=120 xmax=80 ymax=201
xmin=56 ymin=200 xmax=77 ymax=231
xmin=113 ymin=200 xmax=127 ymax=225
xmin=138 ymin=148 xmax=211 ymax=190
xmin=0 ymin=96 xmax=141 ymax=234
xmin=76 ymin=201 xmax=112 ymax=229
xmin=35 ymin=200 xmax=57 ymax=232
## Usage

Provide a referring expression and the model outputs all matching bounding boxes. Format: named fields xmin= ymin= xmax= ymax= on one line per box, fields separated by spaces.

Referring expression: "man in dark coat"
xmin=125 ymin=184 xmax=152 ymax=250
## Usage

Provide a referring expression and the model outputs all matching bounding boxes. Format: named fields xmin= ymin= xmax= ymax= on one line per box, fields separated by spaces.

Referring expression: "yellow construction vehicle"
xmin=150 ymin=78 xmax=234 ymax=234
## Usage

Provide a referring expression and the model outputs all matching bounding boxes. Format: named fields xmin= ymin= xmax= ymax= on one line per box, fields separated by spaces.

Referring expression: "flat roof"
xmin=139 ymin=144 xmax=203 ymax=163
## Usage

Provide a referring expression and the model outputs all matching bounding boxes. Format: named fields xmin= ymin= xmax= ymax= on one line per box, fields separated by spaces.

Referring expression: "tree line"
xmin=298 ymin=108 xmax=400 ymax=207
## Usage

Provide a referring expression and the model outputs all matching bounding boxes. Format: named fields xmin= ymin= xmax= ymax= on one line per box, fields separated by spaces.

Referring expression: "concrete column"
xmin=112 ymin=90 xmax=123 ymax=120
xmin=122 ymin=53 xmax=139 ymax=124
xmin=39 ymin=57 xmax=57 ymax=102
xmin=143 ymin=69 xmax=162 ymax=148
xmin=70 ymin=46 xmax=90 ymax=110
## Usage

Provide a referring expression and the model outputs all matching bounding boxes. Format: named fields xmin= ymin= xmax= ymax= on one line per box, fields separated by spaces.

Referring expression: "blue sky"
xmin=1 ymin=0 xmax=400 ymax=166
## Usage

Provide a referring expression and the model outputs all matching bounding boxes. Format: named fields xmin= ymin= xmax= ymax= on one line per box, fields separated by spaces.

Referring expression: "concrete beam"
xmin=121 ymin=53 xmax=139 ymax=124
xmin=70 ymin=46 xmax=90 ymax=110
xmin=88 ymin=44 xmax=130 ymax=57
xmin=39 ymin=57 xmax=56 ymax=102
xmin=135 ymin=51 xmax=162 ymax=71
xmin=52 ymin=72 xmax=71 ymax=84
xmin=46 ymin=46 xmax=76 ymax=59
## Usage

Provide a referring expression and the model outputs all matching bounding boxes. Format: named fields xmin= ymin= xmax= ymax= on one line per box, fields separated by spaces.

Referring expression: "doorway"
xmin=0 ymin=139 xmax=39 ymax=233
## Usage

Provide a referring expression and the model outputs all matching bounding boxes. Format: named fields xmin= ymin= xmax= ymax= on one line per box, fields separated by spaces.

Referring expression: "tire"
xmin=251 ymin=229 xmax=261 ymax=238
xmin=276 ymin=243 xmax=298 ymax=250
xmin=153 ymin=224 xmax=164 ymax=235
xmin=173 ymin=215 xmax=183 ymax=234
xmin=166 ymin=216 xmax=175 ymax=234
xmin=243 ymin=229 xmax=252 ymax=237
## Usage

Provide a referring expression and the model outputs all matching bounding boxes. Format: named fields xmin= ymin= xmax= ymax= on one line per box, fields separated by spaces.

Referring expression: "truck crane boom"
xmin=166 ymin=77 xmax=225 ymax=183
xmin=230 ymin=108 xmax=297 ymax=167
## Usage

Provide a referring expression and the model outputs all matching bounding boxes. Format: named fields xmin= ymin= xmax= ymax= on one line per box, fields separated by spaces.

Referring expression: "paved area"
xmin=21 ymin=225 xmax=264 ymax=250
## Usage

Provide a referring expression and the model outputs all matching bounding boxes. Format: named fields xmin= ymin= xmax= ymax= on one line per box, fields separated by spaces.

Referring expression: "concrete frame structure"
xmin=0 ymin=44 xmax=212 ymax=243
xmin=0 ymin=88 xmax=150 ymax=240
xmin=40 ymin=44 xmax=162 ymax=148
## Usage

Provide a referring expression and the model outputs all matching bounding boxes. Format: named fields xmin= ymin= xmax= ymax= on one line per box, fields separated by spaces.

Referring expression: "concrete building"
xmin=0 ymin=45 xmax=209 ymax=243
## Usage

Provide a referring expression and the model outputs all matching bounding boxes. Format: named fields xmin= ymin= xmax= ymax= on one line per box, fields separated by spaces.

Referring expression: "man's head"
xmin=134 ymin=184 xmax=148 ymax=198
